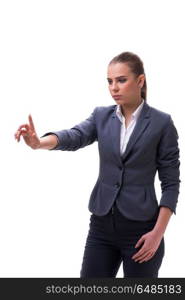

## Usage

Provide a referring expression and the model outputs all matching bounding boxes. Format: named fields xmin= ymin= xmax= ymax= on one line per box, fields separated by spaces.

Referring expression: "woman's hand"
xmin=14 ymin=114 xmax=41 ymax=149
xmin=132 ymin=230 xmax=163 ymax=263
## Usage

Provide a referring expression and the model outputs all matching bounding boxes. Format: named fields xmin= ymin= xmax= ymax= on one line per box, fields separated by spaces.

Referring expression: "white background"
xmin=0 ymin=0 xmax=184 ymax=277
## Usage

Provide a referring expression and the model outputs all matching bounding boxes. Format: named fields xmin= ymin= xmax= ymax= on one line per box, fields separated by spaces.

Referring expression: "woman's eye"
xmin=107 ymin=79 xmax=127 ymax=84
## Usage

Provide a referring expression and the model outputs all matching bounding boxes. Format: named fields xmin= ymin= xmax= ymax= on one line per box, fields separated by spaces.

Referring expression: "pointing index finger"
xmin=28 ymin=114 xmax=35 ymax=131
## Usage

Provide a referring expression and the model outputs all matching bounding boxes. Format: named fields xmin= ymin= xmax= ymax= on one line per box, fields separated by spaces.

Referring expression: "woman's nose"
xmin=111 ymin=82 xmax=119 ymax=92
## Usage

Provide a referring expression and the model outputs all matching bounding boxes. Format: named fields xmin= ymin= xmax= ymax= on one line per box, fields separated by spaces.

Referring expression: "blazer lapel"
xmin=110 ymin=101 xmax=151 ymax=165
xmin=122 ymin=101 xmax=151 ymax=162
xmin=110 ymin=110 xmax=122 ymax=165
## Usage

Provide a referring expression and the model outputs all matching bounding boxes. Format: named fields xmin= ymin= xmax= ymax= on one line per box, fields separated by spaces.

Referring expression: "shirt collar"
xmin=116 ymin=99 xmax=145 ymax=122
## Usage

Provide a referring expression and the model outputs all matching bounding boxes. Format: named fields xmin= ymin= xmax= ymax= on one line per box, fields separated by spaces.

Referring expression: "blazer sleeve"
xmin=157 ymin=115 xmax=181 ymax=214
xmin=40 ymin=107 xmax=98 ymax=151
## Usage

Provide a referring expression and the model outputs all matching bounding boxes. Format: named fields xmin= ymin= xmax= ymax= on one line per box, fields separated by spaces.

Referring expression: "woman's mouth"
xmin=112 ymin=95 xmax=122 ymax=99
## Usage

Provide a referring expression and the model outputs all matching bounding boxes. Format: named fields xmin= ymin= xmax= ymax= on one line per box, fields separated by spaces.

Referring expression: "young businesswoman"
xmin=14 ymin=52 xmax=180 ymax=278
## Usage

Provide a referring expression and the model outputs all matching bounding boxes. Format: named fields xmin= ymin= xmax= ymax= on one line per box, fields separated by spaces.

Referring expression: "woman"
xmin=14 ymin=51 xmax=180 ymax=278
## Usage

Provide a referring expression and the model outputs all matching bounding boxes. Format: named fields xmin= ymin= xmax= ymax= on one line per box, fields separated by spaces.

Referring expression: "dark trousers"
xmin=80 ymin=202 xmax=164 ymax=278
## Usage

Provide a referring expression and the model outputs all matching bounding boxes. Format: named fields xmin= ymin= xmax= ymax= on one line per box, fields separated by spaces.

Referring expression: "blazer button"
xmin=118 ymin=166 xmax=122 ymax=170
xmin=115 ymin=182 xmax=120 ymax=188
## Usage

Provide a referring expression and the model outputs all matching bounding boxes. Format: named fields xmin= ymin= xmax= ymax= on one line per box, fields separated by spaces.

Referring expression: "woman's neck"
xmin=121 ymin=98 xmax=143 ymax=118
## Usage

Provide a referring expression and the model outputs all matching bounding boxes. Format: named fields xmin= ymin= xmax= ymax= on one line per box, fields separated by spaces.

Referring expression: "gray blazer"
xmin=41 ymin=101 xmax=180 ymax=221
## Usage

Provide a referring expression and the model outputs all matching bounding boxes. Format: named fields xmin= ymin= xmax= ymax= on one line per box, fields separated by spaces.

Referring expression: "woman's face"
xmin=107 ymin=62 xmax=145 ymax=106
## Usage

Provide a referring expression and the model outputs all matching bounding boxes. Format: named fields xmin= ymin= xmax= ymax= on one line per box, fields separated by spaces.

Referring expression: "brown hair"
xmin=109 ymin=51 xmax=147 ymax=101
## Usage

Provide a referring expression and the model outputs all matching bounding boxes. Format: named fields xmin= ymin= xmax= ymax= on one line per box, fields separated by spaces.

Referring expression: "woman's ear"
xmin=137 ymin=74 xmax=145 ymax=88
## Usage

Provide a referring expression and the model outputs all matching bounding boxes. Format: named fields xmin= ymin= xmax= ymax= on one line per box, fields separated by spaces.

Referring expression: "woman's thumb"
xmin=135 ymin=235 xmax=145 ymax=248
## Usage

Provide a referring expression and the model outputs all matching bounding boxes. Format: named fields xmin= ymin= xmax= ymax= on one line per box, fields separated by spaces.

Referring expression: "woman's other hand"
xmin=132 ymin=230 xmax=163 ymax=263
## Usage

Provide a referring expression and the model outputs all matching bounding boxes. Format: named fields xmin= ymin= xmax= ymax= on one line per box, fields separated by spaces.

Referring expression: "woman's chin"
xmin=114 ymin=99 xmax=128 ymax=105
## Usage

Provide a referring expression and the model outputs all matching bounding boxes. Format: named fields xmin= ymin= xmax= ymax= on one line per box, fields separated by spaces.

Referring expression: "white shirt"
xmin=116 ymin=99 xmax=144 ymax=155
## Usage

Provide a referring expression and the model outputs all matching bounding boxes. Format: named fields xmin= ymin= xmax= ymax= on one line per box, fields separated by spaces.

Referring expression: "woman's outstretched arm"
xmin=40 ymin=107 xmax=98 ymax=151
xmin=15 ymin=107 xmax=98 ymax=151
